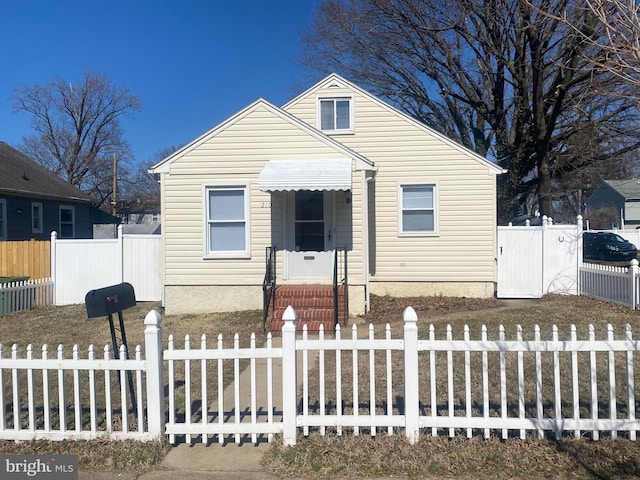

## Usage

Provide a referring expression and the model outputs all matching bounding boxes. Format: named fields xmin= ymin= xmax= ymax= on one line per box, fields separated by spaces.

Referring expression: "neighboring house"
xmin=586 ymin=179 xmax=640 ymax=229
xmin=94 ymin=214 xmax=161 ymax=239
xmin=150 ymin=74 xmax=504 ymax=318
xmin=119 ymin=211 xmax=160 ymax=235
xmin=0 ymin=142 xmax=97 ymax=240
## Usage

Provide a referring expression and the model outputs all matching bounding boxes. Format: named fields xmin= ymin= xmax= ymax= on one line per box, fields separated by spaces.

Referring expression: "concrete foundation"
xmin=163 ymin=281 xmax=494 ymax=316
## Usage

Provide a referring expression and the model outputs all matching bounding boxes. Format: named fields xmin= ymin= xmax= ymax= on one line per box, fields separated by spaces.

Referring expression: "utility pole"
xmin=111 ymin=153 xmax=117 ymax=216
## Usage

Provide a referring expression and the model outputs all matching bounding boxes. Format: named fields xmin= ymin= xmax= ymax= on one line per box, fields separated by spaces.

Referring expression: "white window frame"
xmin=59 ymin=205 xmax=75 ymax=238
xmin=32 ymin=202 xmax=43 ymax=234
xmin=203 ymin=184 xmax=250 ymax=259
xmin=398 ymin=182 xmax=439 ymax=237
xmin=0 ymin=199 xmax=6 ymax=240
xmin=317 ymin=96 xmax=354 ymax=134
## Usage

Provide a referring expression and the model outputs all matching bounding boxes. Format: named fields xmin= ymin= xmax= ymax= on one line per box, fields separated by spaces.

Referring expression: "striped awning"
xmin=258 ymin=159 xmax=352 ymax=192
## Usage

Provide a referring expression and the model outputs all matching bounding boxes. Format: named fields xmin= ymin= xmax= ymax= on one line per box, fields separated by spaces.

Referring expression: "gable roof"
xmin=283 ymin=73 xmax=505 ymax=175
xmin=150 ymin=98 xmax=376 ymax=174
xmin=597 ymin=179 xmax=640 ymax=200
xmin=0 ymin=142 xmax=92 ymax=203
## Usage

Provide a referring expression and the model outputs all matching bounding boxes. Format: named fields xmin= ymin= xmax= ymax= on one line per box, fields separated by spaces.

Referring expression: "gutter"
xmin=364 ymin=174 xmax=375 ymax=312
xmin=0 ymin=188 xmax=92 ymax=203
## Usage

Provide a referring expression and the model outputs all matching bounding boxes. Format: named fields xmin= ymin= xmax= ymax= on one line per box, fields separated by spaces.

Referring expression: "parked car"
xmin=583 ymin=232 xmax=638 ymax=262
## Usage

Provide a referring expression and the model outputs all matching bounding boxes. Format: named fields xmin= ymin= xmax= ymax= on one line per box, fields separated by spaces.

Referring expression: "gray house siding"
xmin=587 ymin=180 xmax=640 ymax=228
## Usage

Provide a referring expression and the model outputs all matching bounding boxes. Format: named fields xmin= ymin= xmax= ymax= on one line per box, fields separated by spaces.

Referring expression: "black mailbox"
xmin=85 ymin=282 xmax=136 ymax=318
xmin=85 ymin=282 xmax=138 ymax=414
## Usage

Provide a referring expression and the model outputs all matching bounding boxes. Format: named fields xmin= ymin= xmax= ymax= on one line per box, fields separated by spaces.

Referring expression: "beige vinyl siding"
xmin=286 ymin=87 xmax=498 ymax=284
xmin=163 ymin=104 xmax=350 ymax=285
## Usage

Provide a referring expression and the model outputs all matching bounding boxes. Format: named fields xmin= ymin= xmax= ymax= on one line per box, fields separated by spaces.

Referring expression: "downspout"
xmin=364 ymin=174 xmax=374 ymax=312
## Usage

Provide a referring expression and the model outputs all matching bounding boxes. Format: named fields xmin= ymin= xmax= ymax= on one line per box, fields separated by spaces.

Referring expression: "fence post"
xmin=281 ymin=305 xmax=298 ymax=446
xmin=50 ymin=231 xmax=57 ymax=305
xmin=117 ymin=224 xmax=124 ymax=283
xmin=403 ymin=306 xmax=419 ymax=444
xmin=629 ymin=259 xmax=639 ymax=310
xmin=144 ymin=309 xmax=165 ymax=439
xmin=576 ymin=215 xmax=584 ymax=295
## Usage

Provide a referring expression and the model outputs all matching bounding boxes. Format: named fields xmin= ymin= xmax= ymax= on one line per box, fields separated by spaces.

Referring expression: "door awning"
xmin=258 ymin=159 xmax=352 ymax=192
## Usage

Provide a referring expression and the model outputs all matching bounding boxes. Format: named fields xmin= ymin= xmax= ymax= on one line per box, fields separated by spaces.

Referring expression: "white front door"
xmin=285 ymin=191 xmax=335 ymax=279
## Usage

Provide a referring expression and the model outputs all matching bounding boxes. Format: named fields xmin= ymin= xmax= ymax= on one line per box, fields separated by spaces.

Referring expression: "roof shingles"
xmin=0 ymin=142 xmax=91 ymax=203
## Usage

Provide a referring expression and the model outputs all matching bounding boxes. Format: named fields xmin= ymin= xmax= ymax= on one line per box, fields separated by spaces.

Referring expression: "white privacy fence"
xmin=497 ymin=215 xmax=583 ymax=298
xmin=0 ymin=278 xmax=54 ymax=316
xmin=51 ymin=227 xmax=161 ymax=304
xmin=498 ymin=216 xmax=640 ymax=310
xmin=2 ymin=307 xmax=639 ymax=444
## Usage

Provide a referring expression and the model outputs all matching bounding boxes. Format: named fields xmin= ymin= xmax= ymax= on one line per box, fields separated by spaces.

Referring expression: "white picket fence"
xmin=2 ymin=307 xmax=639 ymax=444
xmin=579 ymin=260 xmax=640 ymax=309
xmin=0 ymin=311 xmax=164 ymax=441
xmin=0 ymin=278 xmax=54 ymax=316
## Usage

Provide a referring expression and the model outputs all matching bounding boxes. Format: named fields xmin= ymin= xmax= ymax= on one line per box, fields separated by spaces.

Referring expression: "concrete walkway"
xmin=81 ymin=334 xmax=297 ymax=480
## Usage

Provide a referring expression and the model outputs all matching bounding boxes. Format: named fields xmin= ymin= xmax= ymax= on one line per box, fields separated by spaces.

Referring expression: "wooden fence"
xmin=0 ymin=239 xmax=50 ymax=279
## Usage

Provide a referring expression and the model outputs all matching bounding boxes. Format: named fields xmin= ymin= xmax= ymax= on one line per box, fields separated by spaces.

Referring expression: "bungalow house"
xmin=586 ymin=179 xmax=640 ymax=229
xmin=150 ymin=74 xmax=504 ymax=330
xmin=0 ymin=142 xmax=97 ymax=240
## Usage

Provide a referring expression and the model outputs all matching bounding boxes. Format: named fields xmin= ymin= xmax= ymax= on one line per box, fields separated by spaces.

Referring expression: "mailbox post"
xmin=85 ymin=282 xmax=138 ymax=414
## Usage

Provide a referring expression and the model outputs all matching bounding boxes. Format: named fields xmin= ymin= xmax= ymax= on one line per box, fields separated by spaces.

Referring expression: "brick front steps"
xmin=267 ymin=284 xmax=346 ymax=334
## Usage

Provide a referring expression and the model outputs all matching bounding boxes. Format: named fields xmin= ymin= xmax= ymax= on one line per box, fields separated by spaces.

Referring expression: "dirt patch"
xmin=360 ymin=294 xmax=502 ymax=324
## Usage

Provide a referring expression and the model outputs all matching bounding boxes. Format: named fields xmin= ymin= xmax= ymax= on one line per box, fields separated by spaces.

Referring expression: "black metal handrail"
xmin=333 ymin=247 xmax=348 ymax=328
xmin=262 ymin=246 xmax=277 ymax=332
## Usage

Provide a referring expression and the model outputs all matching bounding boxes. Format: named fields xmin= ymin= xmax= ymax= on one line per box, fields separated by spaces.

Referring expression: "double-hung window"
xmin=0 ymin=199 xmax=6 ymax=240
xmin=399 ymin=183 xmax=438 ymax=236
xmin=32 ymin=202 xmax=43 ymax=234
xmin=205 ymin=185 xmax=250 ymax=258
xmin=59 ymin=205 xmax=75 ymax=238
xmin=319 ymin=97 xmax=353 ymax=133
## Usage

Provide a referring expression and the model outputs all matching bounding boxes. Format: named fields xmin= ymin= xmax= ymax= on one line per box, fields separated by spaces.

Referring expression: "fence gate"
xmin=497 ymin=227 xmax=543 ymax=298
xmin=497 ymin=217 xmax=582 ymax=298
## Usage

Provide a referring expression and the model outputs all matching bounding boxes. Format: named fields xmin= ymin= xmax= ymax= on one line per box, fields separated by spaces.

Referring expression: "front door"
xmin=285 ymin=191 xmax=335 ymax=279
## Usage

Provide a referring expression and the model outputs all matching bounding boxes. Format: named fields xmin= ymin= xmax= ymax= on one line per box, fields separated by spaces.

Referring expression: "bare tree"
xmin=530 ymin=0 xmax=640 ymax=89
xmin=12 ymin=71 xmax=142 ymax=208
xmin=302 ymin=0 xmax=640 ymax=222
xmin=118 ymin=146 xmax=178 ymax=215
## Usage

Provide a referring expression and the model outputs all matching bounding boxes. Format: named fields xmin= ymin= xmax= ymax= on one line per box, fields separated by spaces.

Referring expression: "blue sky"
xmin=0 ymin=0 xmax=319 ymax=167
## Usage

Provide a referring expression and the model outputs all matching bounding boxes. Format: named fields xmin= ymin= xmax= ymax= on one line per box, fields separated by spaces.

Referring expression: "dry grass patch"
xmin=265 ymin=434 xmax=640 ymax=478
xmin=267 ymin=294 xmax=640 ymax=479
xmin=2 ymin=295 xmax=640 ymax=477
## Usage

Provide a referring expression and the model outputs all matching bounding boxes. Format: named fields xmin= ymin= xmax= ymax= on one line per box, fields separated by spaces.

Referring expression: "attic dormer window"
xmin=319 ymin=97 xmax=353 ymax=133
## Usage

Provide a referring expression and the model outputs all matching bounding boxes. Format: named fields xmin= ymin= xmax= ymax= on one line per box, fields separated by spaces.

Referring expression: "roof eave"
xmin=0 ymin=187 xmax=92 ymax=203
xmin=150 ymin=98 xmax=376 ymax=174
